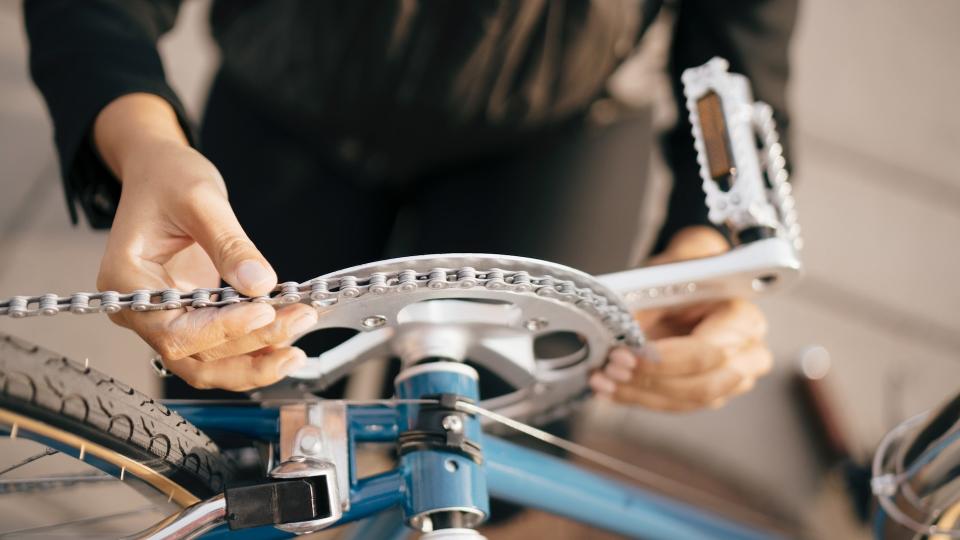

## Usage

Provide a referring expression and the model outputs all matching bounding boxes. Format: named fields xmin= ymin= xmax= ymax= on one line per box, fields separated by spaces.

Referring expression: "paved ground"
xmin=0 ymin=1 xmax=957 ymax=538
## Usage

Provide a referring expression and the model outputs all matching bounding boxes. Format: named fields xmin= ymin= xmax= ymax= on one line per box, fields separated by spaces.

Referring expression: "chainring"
xmin=276 ymin=254 xmax=643 ymax=426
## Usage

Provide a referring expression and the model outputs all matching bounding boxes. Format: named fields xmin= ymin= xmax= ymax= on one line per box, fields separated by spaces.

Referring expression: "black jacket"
xmin=23 ymin=0 xmax=797 ymax=250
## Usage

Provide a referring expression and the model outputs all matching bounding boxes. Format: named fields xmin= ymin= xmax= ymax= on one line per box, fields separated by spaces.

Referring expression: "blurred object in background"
xmin=793 ymin=345 xmax=874 ymax=524
xmin=871 ymin=392 xmax=960 ymax=539
xmin=795 ymin=345 xmax=851 ymax=465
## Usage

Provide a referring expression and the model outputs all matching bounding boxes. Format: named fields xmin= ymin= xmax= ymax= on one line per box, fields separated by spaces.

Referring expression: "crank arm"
xmin=596 ymin=237 xmax=801 ymax=312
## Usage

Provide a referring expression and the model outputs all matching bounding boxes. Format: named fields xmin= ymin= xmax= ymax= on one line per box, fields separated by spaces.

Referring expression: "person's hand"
xmin=589 ymin=226 xmax=773 ymax=411
xmin=94 ymin=93 xmax=317 ymax=391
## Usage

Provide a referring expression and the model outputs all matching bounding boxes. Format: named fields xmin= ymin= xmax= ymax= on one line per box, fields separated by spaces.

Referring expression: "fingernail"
xmin=279 ymin=349 xmax=306 ymax=376
xmin=610 ymin=348 xmax=637 ymax=369
xmin=289 ymin=310 xmax=318 ymax=335
xmin=589 ymin=373 xmax=617 ymax=395
xmin=604 ymin=365 xmax=633 ymax=383
xmin=244 ymin=306 xmax=275 ymax=333
xmin=236 ymin=259 xmax=274 ymax=294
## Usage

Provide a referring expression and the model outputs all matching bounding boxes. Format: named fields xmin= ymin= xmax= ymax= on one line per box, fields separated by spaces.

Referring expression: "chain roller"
xmin=0 ymin=266 xmax=644 ymax=348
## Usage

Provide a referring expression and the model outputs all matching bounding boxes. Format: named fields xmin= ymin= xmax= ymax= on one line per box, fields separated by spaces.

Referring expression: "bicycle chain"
xmin=0 ymin=267 xmax=644 ymax=349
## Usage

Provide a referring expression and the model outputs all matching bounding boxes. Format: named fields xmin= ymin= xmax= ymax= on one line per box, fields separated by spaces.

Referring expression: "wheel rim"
xmin=0 ymin=407 xmax=195 ymax=537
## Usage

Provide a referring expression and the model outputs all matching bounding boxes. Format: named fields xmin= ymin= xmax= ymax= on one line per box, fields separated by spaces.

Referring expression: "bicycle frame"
xmin=166 ymin=362 xmax=781 ymax=540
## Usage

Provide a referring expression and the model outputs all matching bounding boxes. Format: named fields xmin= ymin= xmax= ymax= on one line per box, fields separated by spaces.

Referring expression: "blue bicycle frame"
xmin=171 ymin=362 xmax=780 ymax=540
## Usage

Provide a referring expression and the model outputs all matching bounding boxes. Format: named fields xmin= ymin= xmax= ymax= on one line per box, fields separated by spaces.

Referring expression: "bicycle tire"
xmin=0 ymin=332 xmax=234 ymax=499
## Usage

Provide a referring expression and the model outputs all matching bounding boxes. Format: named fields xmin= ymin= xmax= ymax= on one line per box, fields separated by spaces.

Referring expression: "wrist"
xmin=93 ymin=93 xmax=190 ymax=181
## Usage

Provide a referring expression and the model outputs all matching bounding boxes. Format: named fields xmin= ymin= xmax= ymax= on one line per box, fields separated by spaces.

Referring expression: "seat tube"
xmin=394 ymin=361 xmax=489 ymax=532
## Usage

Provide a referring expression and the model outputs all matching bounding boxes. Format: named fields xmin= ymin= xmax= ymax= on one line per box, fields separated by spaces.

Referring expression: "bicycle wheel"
xmin=0 ymin=332 xmax=235 ymax=537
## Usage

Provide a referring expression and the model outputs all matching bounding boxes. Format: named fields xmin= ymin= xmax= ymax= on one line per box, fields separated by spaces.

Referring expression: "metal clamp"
xmin=279 ymin=401 xmax=351 ymax=515
xmin=398 ymin=394 xmax=483 ymax=464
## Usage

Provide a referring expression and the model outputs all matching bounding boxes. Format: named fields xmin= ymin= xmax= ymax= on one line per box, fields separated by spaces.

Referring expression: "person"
xmin=23 ymin=0 xmax=796 ymax=412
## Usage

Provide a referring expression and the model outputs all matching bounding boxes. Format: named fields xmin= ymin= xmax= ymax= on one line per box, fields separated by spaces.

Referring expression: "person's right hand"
xmin=93 ymin=93 xmax=317 ymax=391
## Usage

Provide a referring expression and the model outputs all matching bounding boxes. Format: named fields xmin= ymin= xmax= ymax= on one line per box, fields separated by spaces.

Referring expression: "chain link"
xmin=0 ymin=267 xmax=644 ymax=348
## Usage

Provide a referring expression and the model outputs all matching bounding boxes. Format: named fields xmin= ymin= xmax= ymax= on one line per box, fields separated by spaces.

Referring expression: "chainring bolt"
xmin=361 ymin=315 xmax=387 ymax=329
xmin=522 ymin=317 xmax=548 ymax=331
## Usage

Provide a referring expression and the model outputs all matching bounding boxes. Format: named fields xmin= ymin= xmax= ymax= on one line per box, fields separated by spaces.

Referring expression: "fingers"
xmin=97 ymin=220 xmax=282 ymax=365
xmin=625 ymin=356 xmax=744 ymax=406
xmin=137 ymin=302 xmax=276 ymax=361
xmin=165 ymin=346 xmax=306 ymax=392
xmin=592 ymin=338 xmax=773 ymax=411
xmin=176 ymin=184 xmax=277 ymax=297
xmin=610 ymin=385 xmax=708 ymax=412
xmin=727 ymin=340 xmax=774 ymax=381
xmin=693 ymin=299 xmax=767 ymax=348
xmin=628 ymin=299 xmax=766 ymax=376
xmin=634 ymin=341 xmax=771 ymax=406
xmin=91 ymin=141 xmax=287 ymax=392
xmin=193 ymin=304 xmax=318 ymax=361
xmin=590 ymin=373 xmax=704 ymax=413
xmin=629 ymin=338 xmax=727 ymax=377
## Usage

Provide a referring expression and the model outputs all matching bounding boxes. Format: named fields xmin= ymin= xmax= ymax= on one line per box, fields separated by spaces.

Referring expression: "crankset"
xmin=0 ymin=57 xmax=802 ymax=425
xmin=274 ymin=240 xmax=799 ymax=424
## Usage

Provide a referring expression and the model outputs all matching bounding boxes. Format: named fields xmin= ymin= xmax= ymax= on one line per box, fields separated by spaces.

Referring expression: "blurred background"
xmin=1 ymin=1 xmax=958 ymax=538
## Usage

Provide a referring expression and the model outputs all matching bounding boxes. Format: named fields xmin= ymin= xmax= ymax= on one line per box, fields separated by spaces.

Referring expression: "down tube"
xmin=484 ymin=437 xmax=777 ymax=540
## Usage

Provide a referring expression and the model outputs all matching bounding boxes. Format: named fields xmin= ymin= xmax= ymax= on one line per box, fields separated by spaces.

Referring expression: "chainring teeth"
xmin=0 ymin=254 xmax=644 ymax=425
xmin=291 ymin=254 xmax=644 ymax=424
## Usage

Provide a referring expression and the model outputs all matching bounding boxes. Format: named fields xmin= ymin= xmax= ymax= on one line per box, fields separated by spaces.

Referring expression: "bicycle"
xmin=0 ymin=58 xmax=803 ymax=539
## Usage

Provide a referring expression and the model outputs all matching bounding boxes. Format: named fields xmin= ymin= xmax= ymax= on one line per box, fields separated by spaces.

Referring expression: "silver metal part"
xmin=287 ymin=253 xmax=640 ymax=425
xmin=269 ymin=456 xmax=343 ymax=534
xmin=420 ymin=528 xmax=488 ymax=540
xmin=279 ymin=401 xmax=351 ymax=514
xmin=150 ymin=355 xmax=173 ymax=378
xmin=597 ymin=237 xmax=800 ymax=311
xmin=129 ymin=494 xmax=226 ymax=540
xmin=0 ymin=246 xmax=800 ymax=424
xmin=0 ymin=254 xmax=642 ymax=423
xmin=0 ymin=58 xmax=801 ymax=425
xmin=682 ymin=57 xmax=802 ymax=250
xmin=411 ymin=509 xmax=487 ymax=533
xmin=442 ymin=415 xmax=463 ymax=434
xmin=872 ymin=392 xmax=960 ymax=538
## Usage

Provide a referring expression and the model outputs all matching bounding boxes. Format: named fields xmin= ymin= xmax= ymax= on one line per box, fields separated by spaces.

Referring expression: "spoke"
xmin=0 ymin=505 xmax=156 ymax=538
xmin=0 ymin=447 xmax=57 ymax=477
xmin=0 ymin=472 xmax=115 ymax=494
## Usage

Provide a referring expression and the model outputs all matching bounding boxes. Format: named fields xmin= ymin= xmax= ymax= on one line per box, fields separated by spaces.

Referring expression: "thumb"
xmin=178 ymin=190 xmax=277 ymax=297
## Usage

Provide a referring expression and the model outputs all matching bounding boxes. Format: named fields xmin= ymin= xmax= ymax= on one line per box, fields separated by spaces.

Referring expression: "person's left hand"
xmin=589 ymin=226 xmax=773 ymax=411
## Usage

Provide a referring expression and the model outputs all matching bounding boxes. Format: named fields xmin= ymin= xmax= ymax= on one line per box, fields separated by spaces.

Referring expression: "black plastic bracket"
xmin=396 ymin=393 xmax=483 ymax=463
xmin=224 ymin=475 xmax=332 ymax=530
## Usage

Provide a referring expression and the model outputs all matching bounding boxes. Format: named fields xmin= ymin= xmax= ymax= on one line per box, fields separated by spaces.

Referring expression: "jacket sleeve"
xmin=654 ymin=0 xmax=798 ymax=252
xmin=24 ymin=0 xmax=190 ymax=228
